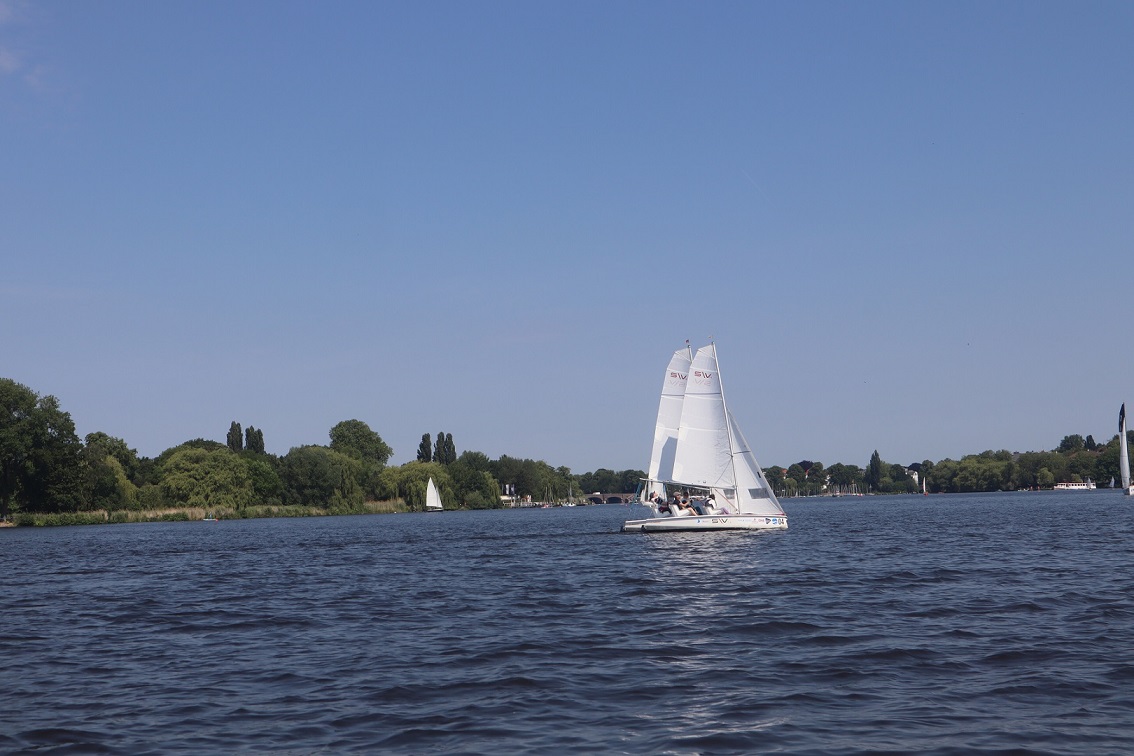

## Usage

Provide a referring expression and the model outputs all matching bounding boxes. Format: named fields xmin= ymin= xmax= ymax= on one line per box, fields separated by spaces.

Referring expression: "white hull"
xmin=1053 ymin=481 xmax=1095 ymax=491
xmin=623 ymin=514 xmax=787 ymax=532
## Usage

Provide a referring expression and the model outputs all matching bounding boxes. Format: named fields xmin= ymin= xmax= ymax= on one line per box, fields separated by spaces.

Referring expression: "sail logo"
xmin=692 ymin=370 xmax=715 ymax=385
xmin=669 ymin=371 xmax=688 ymax=380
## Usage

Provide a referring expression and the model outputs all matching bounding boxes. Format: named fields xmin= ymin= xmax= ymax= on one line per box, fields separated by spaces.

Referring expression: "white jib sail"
xmin=1120 ymin=404 xmax=1131 ymax=491
xmin=426 ymin=477 xmax=443 ymax=510
xmin=726 ymin=409 xmax=786 ymax=516
xmin=647 ymin=345 xmax=693 ymax=488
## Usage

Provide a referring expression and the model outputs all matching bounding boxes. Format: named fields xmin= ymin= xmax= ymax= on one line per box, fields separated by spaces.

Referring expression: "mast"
xmin=712 ymin=341 xmax=743 ymax=501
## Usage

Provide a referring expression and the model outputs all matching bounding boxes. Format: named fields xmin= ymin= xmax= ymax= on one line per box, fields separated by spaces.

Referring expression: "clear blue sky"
xmin=3 ymin=1 xmax=1132 ymax=473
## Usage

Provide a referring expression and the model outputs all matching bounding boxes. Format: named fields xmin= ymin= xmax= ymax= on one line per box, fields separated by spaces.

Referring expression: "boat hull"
xmin=622 ymin=514 xmax=787 ymax=532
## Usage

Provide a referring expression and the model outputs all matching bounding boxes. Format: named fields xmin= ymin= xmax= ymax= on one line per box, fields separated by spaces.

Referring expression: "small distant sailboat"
xmin=623 ymin=342 xmax=787 ymax=532
xmin=425 ymin=477 xmax=444 ymax=511
xmin=1120 ymin=404 xmax=1133 ymax=496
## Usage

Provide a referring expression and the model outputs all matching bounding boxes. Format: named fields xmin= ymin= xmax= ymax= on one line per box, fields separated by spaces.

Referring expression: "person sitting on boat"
xmin=703 ymin=493 xmax=719 ymax=514
xmin=675 ymin=497 xmax=698 ymax=516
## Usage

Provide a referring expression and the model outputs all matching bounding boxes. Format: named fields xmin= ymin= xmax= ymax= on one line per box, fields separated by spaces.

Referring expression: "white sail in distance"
xmin=426 ymin=477 xmax=443 ymax=510
xmin=647 ymin=345 xmax=693 ymax=485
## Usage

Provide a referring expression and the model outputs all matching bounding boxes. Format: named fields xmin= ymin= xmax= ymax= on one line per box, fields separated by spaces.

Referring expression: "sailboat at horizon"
xmin=425 ymin=477 xmax=444 ymax=511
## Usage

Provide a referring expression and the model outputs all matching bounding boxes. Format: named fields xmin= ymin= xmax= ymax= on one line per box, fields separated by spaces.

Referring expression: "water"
xmin=3 ymin=492 xmax=1134 ymax=754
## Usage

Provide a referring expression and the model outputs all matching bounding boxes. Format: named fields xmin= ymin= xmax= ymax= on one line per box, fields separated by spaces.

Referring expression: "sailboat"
xmin=425 ymin=477 xmax=444 ymax=511
xmin=1120 ymin=404 xmax=1133 ymax=496
xmin=623 ymin=342 xmax=788 ymax=532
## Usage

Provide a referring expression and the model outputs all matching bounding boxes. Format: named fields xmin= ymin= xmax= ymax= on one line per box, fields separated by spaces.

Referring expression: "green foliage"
xmin=865 ymin=450 xmax=883 ymax=492
xmin=241 ymin=453 xmax=284 ymax=505
xmin=227 ymin=421 xmax=243 ymax=452
xmin=1058 ymin=434 xmax=1085 ymax=453
xmin=826 ymin=463 xmax=864 ymax=487
xmin=431 ymin=431 xmax=457 ymax=465
xmin=244 ymin=426 xmax=265 ymax=454
xmin=329 ymin=420 xmax=392 ymax=466
xmin=389 ymin=462 xmax=452 ymax=511
xmin=158 ymin=448 xmax=256 ymax=507
xmin=160 ymin=447 xmax=255 ymax=509
xmin=0 ymin=380 xmax=85 ymax=516
xmin=280 ymin=445 xmax=365 ymax=508
xmin=417 ymin=433 xmax=432 ymax=463
xmin=448 ymin=459 xmax=501 ymax=508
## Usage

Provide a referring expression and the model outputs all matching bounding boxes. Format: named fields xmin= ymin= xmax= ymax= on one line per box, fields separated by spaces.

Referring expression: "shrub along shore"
xmin=8 ymin=500 xmax=405 ymax=527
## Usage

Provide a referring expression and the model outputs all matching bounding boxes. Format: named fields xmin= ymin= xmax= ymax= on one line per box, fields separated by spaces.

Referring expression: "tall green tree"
xmin=328 ymin=419 xmax=392 ymax=466
xmin=1 ymin=379 xmax=39 ymax=517
xmin=417 ymin=433 xmax=432 ymax=463
xmin=227 ymin=421 xmax=243 ymax=452
xmin=244 ymin=425 xmax=265 ymax=454
xmin=434 ymin=431 xmax=445 ymax=465
xmin=82 ymin=432 xmax=140 ymax=511
xmin=865 ymin=450 xmax=883 ymax=492
xmin=0 ymin=381 xmax=85 ymax=515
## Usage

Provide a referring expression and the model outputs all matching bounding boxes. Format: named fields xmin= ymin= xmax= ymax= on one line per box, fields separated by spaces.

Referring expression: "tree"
xmin=444 ymin=433 xmax=456 ymax=465
xmin=1 ymin=379 xmax=36 ymax=517
xmin=417 ymin=433 xmax=432 ymax=463
xmin=244 ymin=426 xmax=265 ymax=454
xmin=227 ymin=421 xmax=243 ymax=452
xmin=82 ymin=432 xmax=140 ymax=511
xmin=159 ymin=447 xmax=255 ymax=510
xmin=1058 ymin=434 xmax=1085 ymax=453
xmin=865 ymin=450 xmax=883 ymax=492
xmin=280 ymin=445 xmax=365 ymax=508
xmin=0 ymin=384 xmax=85 ymax=515
xmin=328 ymin=420 xmax=392 ymax=466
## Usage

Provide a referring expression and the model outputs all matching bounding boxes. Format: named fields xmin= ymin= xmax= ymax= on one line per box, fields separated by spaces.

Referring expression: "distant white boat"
xmin=425 ymin=477 xmax=443 ymax=511
xmin=1053 ymin=480 xmax=1096 ymax=491
xmin=623 ymin=342 xmax=787 ymax=532
xmin=1120 ymin=404 xmax=1133 ymax=496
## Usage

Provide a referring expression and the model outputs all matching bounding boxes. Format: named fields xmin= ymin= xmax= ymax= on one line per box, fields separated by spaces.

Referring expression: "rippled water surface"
xmin=3 ymin=493 xmax=1134 ymax=754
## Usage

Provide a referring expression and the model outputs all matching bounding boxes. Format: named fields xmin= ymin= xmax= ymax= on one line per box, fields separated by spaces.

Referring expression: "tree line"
xmin=0 ymin=378 xmax=645 ymax=521
xmin=10 ymin=377 xmax=1120 ymax=522
xmin=766 ymin=432 xmax=1133 ymax=496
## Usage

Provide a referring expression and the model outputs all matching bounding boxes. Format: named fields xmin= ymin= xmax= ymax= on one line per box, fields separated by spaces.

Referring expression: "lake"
xmin=2 ymin=492 xmax=1133 ymax=754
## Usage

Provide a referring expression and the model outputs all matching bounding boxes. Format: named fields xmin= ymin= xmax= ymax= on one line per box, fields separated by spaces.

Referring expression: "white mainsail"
xmin=647 ymin=344 xmax=693 ymax=486
xmin=426 ymin=477 xmax=443 ymax=511
xmin=670 ymin=344 xmax=785 ymax=517
xmin=1120 ymin=404 xmax=1131 ymax=495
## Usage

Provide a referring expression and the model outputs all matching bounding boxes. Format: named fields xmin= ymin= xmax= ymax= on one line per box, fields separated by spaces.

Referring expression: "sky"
xmin=3 ymin=1 xmax=1132 ymax=473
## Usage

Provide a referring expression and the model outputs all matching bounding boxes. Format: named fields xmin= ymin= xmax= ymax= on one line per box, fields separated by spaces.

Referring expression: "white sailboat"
xmin=1120 ymin=404 xmax=1133 ymax=496
xmin=623 ymin=343 xmax=788 ymax=532
xmin=425 ymin=477 xmax=444 ymax=511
